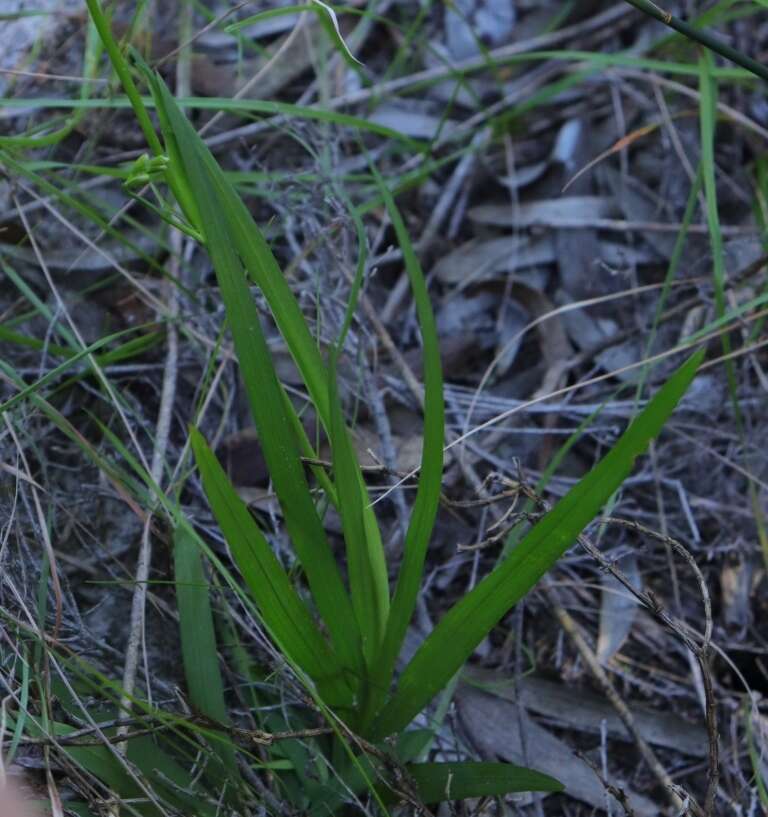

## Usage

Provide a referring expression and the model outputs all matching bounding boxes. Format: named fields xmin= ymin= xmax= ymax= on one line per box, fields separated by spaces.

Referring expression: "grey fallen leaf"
xmin=598 ymin=164 xmax=706 ymax=263
xmin=458 ymin=687 xmax=660 ymax=816
xmin=597 ymin=552 xmax=642 ymax=664
xmin=558 ymin=301 xmax=643 ymax=382
xmin=469 ymin=195 xmax=618 ymax=228
xmin=721 ymin=237 xmax=765 ymax=277
xmin=551 ymin=117 xmax=618 ymax=308
xmin=444 ymin=0 xmax=516 ymax=60
xmin=552 ymin=118 xmax=584 ymax=170
xmin=494 ymin=299 xmax=530 ymax=375
xmin=0 ymin=0 xmax=80 ymax=95
xmin=436 ymin=290 xmax=497 ymax=338
xmin=720 ymin=557 xmax=754 ymax=634
xmin=432 ymin=235 xmax=553 ymax=287
xmin=432 ymin=235 xmax=656 ymax=286
xmin=1 ymin=229 xmax=162 ymax=274
xmin=679 ymin=373 xmax=724 ymax=416
xmin=499 ymin=161 xmax=549 ymax=191
xmin=203 ymin=13 xmax=301 ymax=45
xmin=463 ymin=670 xmax=708 ymax=758
xmin=678 ymin=304 xmax=708 ymax=344
xmin=368 ymin=105 xmax=457 ymax=140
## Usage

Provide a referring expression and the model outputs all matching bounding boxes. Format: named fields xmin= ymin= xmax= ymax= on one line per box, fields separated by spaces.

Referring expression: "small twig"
xmin=0 ymin=67 xmax=107 ymax=83
xmin=545 ymin=579 xmax=689 ymax=815
xmin=599 ymin=517 xmax=712 ymax=650
xmin=154 ymin=1 xmax=251 ymax=67
xmin=116 ymin=6 xmax=186 ymax=754
xmin=375 ymin=312 xmax=768 ymax=508
xmin=189 ymin=712 xmax=333 ymax=746
xmin=621 ymin=0 xmax=768 ymax=83
xmin=575 ymin=749 xmax=638 ymax=817
xmin=455 ymin=473 xmax=720 ymax=813
xmin=594 ymin=517 xmax=719 ymax=814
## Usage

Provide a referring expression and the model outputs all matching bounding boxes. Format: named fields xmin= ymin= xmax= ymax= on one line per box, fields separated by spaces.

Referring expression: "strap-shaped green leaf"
xmin=326 ymin=203 xmax=388 ymax=670
xmin=220 ymin=126 xmax=390 ymax=637
xmin=191 ymin=428 xmax=353 ymax=706
xmin=149 ymin=72 xmax=366 ymax=682
xmin=372 ymin=349 xmax=705 ymax=737
xmin=173 ymin=527 xmax=238 ymax=777
xmin=401 ymin=761 xmax=563 ymax=803
xmin=362 ymin=174 xmax=445 ymax=729
xmin=145 ymin=71 xmax=400 ymax=683
xmin=328 ymin=361 xmax=386 ymax=666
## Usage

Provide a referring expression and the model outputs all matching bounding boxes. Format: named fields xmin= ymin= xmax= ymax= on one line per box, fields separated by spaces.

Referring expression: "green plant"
xmin=67 ymin=0 xmax=713 ymax=811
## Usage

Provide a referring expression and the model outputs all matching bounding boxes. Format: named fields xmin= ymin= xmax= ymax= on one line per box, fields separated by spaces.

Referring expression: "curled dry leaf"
xmin=597 ymin=552 xmax=642 ymax=664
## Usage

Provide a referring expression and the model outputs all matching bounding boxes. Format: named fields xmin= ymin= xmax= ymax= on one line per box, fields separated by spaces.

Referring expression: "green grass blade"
xmin=1 ymin=94 xmax=426 ymax=151
xmin=700 ymin=50 xmax=768 ymax=573
xmin=372 ymin=349 xmax=705 ymax=737
xmin=225 ymin=5 xmax=310 ymax=32
xmin=228 ymin=2 xmax=361 ymax=68
xmin=364 ymin=172 xmax=445 ymax=727
xmin=173 ymin=526 xmax=239 ymax=777
xmin=83 ymin=0 xmax=162 ymax=154
xmin=745 ymin=702 xmax=768 ymax=811
xmin=699 ymin=53 xmax=732 ymax=371
xmin=0 ymin=150 xmax=168 ymax=279
xmin=190 ymin=428 xmax=353 ymax=707
xmin=148 ymin=73 xmax=366 ymax=680
xmin=0 ymin=326 xmax=146 ymax=414
xmin=399 ymin=762 xmax=563 ymax=803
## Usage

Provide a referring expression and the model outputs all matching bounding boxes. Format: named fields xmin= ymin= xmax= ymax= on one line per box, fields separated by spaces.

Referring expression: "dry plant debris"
xmin=0 ymin=1 xmax=767 ymax=815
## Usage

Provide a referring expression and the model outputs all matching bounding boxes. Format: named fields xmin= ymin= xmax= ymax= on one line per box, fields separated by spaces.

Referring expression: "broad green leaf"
xmin=372 ymin=350 xmax=705 ymax=737
xmin=363 ymin=173 xmax=444 ymax=729
xmin=395 ymin=729 xmax=434 ymax=763
xmin=18 ymin=715 xmax=197 ymax=817
xmin=137 ymin=62 xmax=377 ymax=446
xmin=190 ymin=428 xmax=354 ymax=707
xmin=326 ymin=202 xmax=388 ymax=668
xmin=149 ymin=72 xmax=367 ymax=682
xmin=146 ymin=71 xmax=389 ymax=674
xmin=173 ymin=527 xmax=239 ymax=777
xmin=400 ymin=761 xmax=563 ymax=804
